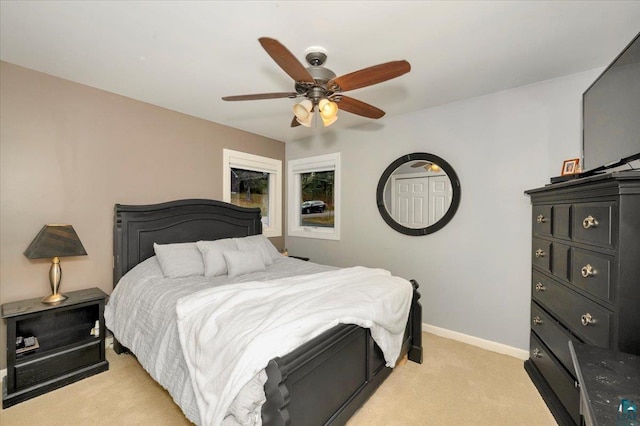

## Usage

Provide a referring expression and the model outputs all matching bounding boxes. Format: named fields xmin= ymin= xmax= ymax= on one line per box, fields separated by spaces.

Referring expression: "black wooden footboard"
xmin=112 ymin=279 xmax=423 ymax=425
xmin=261 ymin=280 xmax=423 ymax=425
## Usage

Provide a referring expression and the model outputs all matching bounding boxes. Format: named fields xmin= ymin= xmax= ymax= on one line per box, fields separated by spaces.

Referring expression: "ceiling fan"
xmin=222 ymin=37 xmax=411 ymax=128
xmin=411 ymin=161 xmax=442 ymax=172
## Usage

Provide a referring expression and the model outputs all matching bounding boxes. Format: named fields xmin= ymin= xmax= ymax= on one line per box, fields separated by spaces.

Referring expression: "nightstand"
xmin=2 ymin=288 xmax=109 ymax=408
xmin=288 ymin=255 xmax=310 ymax=261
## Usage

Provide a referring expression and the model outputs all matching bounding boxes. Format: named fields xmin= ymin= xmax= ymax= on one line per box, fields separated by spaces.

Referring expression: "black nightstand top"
xmin=288 ymin=255 xmax=310 ymax=261
xmin=2 ymin=288 xmax=107 ymax=319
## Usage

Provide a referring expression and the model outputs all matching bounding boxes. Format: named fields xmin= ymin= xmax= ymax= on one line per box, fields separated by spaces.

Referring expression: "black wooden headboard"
xmin=113 ymin=199 xmax=262 ymax=287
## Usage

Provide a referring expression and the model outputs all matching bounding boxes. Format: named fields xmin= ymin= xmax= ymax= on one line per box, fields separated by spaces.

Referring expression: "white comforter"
xmin=176 ymin=266 xmax=413 ymax=426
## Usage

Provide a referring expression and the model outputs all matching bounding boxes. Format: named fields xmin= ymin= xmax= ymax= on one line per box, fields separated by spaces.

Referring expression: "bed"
xmin=108 ymin=199 xmax=423 ymax=425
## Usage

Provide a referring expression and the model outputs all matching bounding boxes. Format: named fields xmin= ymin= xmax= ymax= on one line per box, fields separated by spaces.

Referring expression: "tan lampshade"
xmin=24 ymin=224 xmax=87 ymax=259
xmin=24 ymin=224 xmax=87 ymax=304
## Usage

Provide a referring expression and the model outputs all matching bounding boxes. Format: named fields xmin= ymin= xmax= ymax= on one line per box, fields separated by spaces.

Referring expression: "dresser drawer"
xmin=572 ymin=203 xmax=614 ymax=248
xmin=531 ymin=302 xmax=579 ymax=376
xmin=532 ymin=238 xmax=551 ymax=272
xmin=552 ymin=204 xmax=571 ymax=239
xmin=15 ymin=341 xmax=100 ymax=389
xmin=532 ymin=271 xmax=612 ymax=348
xmin=572 ymin=248 xmax=613 ymax=304
xmin=529 ymin=332 xmax=580 ymax=425
xmin=532 ymin=206 xmax=552 ymax=236
xmin=551 ymin=242 xmax=570 ymax=281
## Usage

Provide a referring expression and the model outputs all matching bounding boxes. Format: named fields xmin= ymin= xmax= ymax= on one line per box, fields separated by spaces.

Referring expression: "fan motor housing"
xmin=295 ymin=66 xmax=336 ymax=96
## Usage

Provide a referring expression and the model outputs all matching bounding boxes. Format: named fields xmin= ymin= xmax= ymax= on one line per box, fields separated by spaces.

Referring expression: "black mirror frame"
xmin=376 ymin=152 xmax=461 ymax=236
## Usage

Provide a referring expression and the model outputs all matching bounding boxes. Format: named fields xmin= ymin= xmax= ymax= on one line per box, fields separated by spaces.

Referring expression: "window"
xmin=223 ymin=149 xmax=282 ymax=237
xmin=288 ymin=153 xmax=340 ymax=240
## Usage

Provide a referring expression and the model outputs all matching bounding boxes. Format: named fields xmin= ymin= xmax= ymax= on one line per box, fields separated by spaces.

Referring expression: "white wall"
xmin=285 ymin=69 xmax=602 ymax=351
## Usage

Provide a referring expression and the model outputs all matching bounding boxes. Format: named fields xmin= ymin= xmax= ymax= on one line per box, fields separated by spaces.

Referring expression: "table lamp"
xmin=24 ymin=224 xmax=87 ymax=304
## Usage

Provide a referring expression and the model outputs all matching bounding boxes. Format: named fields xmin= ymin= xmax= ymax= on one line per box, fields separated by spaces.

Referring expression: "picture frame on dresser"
xmin=524 ymin=171 xmax=640 ymax=426
xmin=561 ymin=158 xmax=580 ymax=176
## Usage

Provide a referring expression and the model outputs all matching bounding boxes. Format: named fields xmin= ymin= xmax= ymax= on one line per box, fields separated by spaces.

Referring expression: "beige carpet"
xmin=0 ymin=333 xmax=556 ymax=425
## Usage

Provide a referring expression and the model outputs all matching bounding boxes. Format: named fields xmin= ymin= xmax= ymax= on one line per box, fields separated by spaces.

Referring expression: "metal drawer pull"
xmin=532 ymin=348 xmax=542 ymax=358
xmin=535 ymin=282 xmax=546 ymax=292
xmin=536 ymin=214 xmax=547 ymax=224
xmin=581 ymin=264 xmax=596 ymax=278
xmin=581 ymin=313 xmax=595 ymax=326
xmin=582 ymin=215 xmax=598 ymax=229
xmin=532 ymin=316 xmax=543 ymax=325
xmin=535 ymin=249 xmax=545 ymax=258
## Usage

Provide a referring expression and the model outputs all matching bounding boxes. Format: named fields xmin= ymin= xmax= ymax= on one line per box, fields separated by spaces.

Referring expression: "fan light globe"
xmin=296 ymin=116 xmax=312 ymax=127
xmin=321 ymin=115 xmax=338 ymax=127
xmin=293 ymin=100 xmax=313 ymax=120
xmin=319 ymin=99 xmax=338 ymax=120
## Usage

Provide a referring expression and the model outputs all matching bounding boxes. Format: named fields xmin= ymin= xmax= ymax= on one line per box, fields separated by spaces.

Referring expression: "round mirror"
xmin=376 ymin=153 xmax=461 ymax=236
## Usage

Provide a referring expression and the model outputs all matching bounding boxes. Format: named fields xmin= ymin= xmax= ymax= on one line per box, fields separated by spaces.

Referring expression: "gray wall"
xmin=285 ymin=69 xmax=602 ymax=351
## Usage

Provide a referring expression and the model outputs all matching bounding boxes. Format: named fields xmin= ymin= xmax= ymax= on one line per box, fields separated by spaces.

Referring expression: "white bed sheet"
xmin=105 ymin=255 xmax=335 ymax=424
xmin=177 ymin=266 xmax=412 ymax=426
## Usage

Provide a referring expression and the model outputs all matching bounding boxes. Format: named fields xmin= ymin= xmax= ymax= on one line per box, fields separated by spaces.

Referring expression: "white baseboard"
xmin=0 ymin=330 xmax=525 ymax=384
xmin=423 ymin=323 xmax=529 ymax=360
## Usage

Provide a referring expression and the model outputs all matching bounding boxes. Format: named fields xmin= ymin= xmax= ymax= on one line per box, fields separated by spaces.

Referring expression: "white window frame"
xmin=287 ymin=152 xmax=340 ymax=240
xmin=223 ymin=149 xmax=282 ymax=237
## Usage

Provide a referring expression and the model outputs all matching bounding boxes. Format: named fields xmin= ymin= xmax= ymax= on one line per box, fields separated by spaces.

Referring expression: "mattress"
xmin=105 ymin=255 xmax=335 ymax=424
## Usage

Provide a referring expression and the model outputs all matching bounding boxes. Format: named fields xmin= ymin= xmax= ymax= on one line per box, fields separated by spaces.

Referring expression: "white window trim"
xmin=287 ymin=153 xmax=340 ymax=240
xmin=223 ymin=149 xmax=282 ymax=237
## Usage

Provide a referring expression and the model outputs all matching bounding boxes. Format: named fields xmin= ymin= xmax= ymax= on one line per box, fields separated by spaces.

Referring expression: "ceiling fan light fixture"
xmin=319 ymin=98 xmax=338 ymax=120
xmin=296 ymin=115 xmax=313 ymax=127
xmin=321 ymin=115 xmax=338 ymax=127
xmin=429 ymin=163 xmax=441 ymax=172
xmin=293 ymin=99 xmax=313 ymax=122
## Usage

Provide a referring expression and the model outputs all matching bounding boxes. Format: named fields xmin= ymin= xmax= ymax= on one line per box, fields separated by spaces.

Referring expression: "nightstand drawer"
xmin=571 ymin=248 xmax=613 ymax=304
xmin=15 ymin=340 xmax=100 ymax=389
xmin=572 ymin=203 xmax=614 ymax=248
xmin=532 ymin=271 xmax=612 ymax=348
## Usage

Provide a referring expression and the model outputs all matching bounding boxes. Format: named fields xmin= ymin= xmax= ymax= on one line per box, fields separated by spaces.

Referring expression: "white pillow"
xmin=234 ymin=235 xmax=275 ymax=266
xmin=223 ymin=250 xmax=266 ymax=278
xmin=196 ymin=239 xmax=238 ymax=277
xmin=153 ymin=242 xmax=204 ymax=278
xmin=260 ymin=234 xmax=283 ymax=261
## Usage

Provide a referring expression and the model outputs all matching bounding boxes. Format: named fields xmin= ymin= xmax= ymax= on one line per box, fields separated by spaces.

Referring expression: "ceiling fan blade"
xmin=328 ymin=60 xmax=411 ymax=92
xmin=333 ymin=95 xmax=385 ymax=119
xmin=259 ymin=37 xmax=315 ymax=84
xmin=291 ymin=116 xmax=301 ymax=127
xmin=222 ymin=92 xmax=298 ymax=101
xmin=411 ymin=161 xmax=429 ymax=168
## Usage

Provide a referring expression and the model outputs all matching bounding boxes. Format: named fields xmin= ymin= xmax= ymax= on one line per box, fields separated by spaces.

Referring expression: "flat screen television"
xmin=582 ymin=32 xmax=640 ymax=174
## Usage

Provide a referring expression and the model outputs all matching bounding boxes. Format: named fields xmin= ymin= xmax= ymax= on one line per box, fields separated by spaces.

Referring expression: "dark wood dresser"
xmin=524 ymin=171 xmax=640 ymax=425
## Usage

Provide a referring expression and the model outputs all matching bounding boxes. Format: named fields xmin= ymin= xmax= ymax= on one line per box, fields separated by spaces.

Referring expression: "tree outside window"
xmin=231 ymin=168 xmax=270 ymax=226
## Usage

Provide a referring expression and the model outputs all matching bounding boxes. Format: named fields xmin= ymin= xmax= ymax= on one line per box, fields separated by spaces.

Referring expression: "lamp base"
xmin=42 ymin=293 xmax=67 ymax=304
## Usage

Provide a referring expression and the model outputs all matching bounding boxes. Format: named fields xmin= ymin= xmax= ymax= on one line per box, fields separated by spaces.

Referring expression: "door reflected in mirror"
xmin=377 ymin=153 xmax=461 ymax=236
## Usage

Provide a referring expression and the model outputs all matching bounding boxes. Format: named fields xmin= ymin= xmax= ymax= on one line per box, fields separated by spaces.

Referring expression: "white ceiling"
xmin=2 ymin=1 xmax=639 ymax=143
